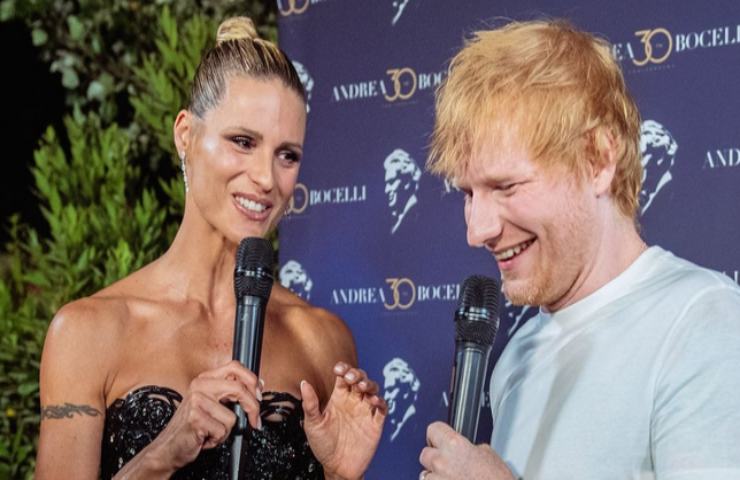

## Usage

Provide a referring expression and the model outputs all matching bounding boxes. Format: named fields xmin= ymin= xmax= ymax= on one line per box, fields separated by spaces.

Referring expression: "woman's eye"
xmin=279 ymin=150 xmax=301 ymax=164
xmin=232 ymin=136 xmax=255 ymax=149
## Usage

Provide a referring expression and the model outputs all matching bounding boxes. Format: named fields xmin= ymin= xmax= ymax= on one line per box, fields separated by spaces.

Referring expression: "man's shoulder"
xmin=643 ymin=246 xmax=739 ymax=298
xmin=638 ymin=248 xmax=740 ymax=345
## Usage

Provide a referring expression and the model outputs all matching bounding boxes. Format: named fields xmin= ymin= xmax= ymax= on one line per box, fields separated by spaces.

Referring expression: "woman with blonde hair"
xmin=36 ymin=17 xmax=385 ymax=479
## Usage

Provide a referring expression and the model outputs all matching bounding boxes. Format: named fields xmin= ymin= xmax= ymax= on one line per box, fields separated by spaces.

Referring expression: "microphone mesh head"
xmin=234 ymin=237 xmax=274 ymax=300
xmin=458 ymin=275 xmax=499 ymax=312
xmin=455 ymin=275 xmax=500 ymax=346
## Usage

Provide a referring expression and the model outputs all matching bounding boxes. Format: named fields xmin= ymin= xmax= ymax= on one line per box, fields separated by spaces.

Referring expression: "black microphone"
xmin=448 ymin=275 xmax=500 ymax=442
xmin=230 ymin=237 xmax=274 ymax=480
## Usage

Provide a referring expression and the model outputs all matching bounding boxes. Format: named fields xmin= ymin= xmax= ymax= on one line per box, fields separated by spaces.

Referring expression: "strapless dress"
xmin=100 ymin=385 xmax=323 ymax=479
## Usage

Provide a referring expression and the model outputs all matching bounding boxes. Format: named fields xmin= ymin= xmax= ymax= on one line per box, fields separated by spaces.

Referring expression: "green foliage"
xmin=1 ymin=0 xmax=277 ymax=162
xmin=0 ymin=0 xmax=275 ymax=116
xmin=0 ymin=257 xmax=42 ymax=480
xmin=131 ymin=6 xmax=217 ymax=190
xmin=30 ymin=115 xmax=169 ymax=295
xmin=0 ymin=2 xmax=279 ymax=476
xmin=0 ymin=113 xmax=171 ymax=478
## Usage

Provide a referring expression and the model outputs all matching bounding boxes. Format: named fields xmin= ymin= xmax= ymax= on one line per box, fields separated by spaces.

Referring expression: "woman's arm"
xmin=36 ymin=300 xmax=117 ymax=479
xmin=36 ymin=300 xmax=263 ymax=479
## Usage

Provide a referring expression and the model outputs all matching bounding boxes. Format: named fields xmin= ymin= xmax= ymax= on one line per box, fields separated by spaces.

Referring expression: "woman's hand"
xmin=301 ymin=362 xmax=387 ymax=480
xmin=131 ymin=361 xmax=262 ymax=475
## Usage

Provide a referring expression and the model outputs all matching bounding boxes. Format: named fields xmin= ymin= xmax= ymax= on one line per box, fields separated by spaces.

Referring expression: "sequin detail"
xmin=100 ymin=386 xmax=322 ymax=479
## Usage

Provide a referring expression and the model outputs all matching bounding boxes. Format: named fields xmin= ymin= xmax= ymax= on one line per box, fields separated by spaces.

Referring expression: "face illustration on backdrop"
xmin=640 ymin=120 xmax=678 ymax=214
xmin=383 ymin=357 xmax=421 ymax=442
xmin=503 ymin=300 xmax=539 ymax=337
xmin=384 ymin=148 xmax=422 ymax=235
xmin=291 ymin=61 xmax=314 ymax=113
xmin=279 ymin=260 xmax=313 ymax=300
xmin=391 ymin=0 xmax=411 ymax=25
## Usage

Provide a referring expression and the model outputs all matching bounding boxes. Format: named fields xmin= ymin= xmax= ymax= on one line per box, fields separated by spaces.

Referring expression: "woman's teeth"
xmin=236 ymin=197 xmax=267 ymax=213
xmin=496 ymin=239 xmax=535 ymax=261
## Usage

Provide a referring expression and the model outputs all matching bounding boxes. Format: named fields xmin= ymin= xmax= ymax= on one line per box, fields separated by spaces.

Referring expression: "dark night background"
xmin=1 ymin=20 xmax=65 ymax=244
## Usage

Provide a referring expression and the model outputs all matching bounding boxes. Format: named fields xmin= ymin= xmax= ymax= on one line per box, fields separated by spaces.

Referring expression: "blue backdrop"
xmin=276 ymin=1 xmax=740 ymax=477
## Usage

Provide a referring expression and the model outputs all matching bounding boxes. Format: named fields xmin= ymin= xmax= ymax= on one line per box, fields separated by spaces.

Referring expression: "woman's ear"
xmin=173 ymin=110 xmax=192 ymax=158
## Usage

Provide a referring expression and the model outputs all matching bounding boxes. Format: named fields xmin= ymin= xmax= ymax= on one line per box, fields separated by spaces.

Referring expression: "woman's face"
xmin=176 ymin=75 xmax=306 ymax=243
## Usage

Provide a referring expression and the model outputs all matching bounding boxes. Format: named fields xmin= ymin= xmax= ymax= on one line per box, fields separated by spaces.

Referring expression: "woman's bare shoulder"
xmin=50 ymin=298 xmax=120 ymax=344
xmin=272 ymin=284 xmax=347 ymax=328
xmin=43 ymin=266 xmax=163 ymax=370
xmin=61 ymin=258 xmax=171 ymax=323
xmin=50 ymin=274 xmax=145 ymax=339
xmin=42 ymin=298 xmax=127 ymax=388
xmin=40 ymin=266 xmax=170 ymax=407
xmin=271 ymin=285 xmax=356 ymax=362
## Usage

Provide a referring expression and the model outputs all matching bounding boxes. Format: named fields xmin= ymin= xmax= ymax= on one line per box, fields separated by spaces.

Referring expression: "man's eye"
xmin=232 ymin=136 xmax=255 ymax=149
xmin=498 ymin=183 xmax=517 ymax=192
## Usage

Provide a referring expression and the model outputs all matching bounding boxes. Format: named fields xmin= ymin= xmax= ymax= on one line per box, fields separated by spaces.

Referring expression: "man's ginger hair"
xmin=428 ymin=20 xmax=642 ymax=218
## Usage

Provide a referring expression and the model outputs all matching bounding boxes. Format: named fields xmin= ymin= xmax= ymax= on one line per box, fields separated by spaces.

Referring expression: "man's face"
xmin=384 ymin=151 xmax=419 ymax=210
xmin=457 ymin=128 xmax=601 ymax=310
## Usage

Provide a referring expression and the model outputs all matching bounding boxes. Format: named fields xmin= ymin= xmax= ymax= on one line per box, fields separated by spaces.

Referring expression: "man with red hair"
xmin=419 ymin=20 xmax=740 ymax=480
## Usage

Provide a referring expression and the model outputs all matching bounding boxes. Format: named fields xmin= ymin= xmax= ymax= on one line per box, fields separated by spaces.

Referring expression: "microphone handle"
xmin=231 ymin=294 xmax=267 ymax=480
xmin=449 ymin=342 xmax=492 ymax=442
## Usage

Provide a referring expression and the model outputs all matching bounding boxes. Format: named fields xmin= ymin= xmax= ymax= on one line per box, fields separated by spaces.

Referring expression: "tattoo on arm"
xmin=41 ymin=403 xmax=102 ymax=420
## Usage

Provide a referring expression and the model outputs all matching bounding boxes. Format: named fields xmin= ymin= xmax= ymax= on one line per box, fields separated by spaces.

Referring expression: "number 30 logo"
xmin=384 ymin=277 xmax=416 ymax=310
xmin=384 ymin=68 xmax=418 ymax=102
xmin=633 ymin=28 xmax=673 ymax=66
xmin=278 ymin=0 xmax=310 ymax=16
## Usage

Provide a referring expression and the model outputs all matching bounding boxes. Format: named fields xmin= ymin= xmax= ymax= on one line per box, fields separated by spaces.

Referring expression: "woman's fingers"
xmin=357 ymin=377 xmax=380 ymax=395
xmin=333 ymin=361 xmax=350 ymax=376
xmin=194 ymin=376 xmax=262 ymax=430
xmin=369 ymin=394 xmax=388 ymax=415
xmin=300 ymin=379 xmax=322 ymax=424
xmin=330 ymin=362 xmax=390 ymax=420
xmin=198 ymin=360 xmax=261 ymax=395
xmin=341 ymin=367 xmax=366 ymax=385
xmin=189 ymin=392 xmax=235 ymax=448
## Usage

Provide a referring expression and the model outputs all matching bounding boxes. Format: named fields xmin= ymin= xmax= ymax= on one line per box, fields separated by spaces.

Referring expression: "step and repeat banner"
xmin=276 ymin=1 xmax=740 ymax=477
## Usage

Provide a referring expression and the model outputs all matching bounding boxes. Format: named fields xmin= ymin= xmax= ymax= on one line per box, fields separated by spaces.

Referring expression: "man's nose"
xmin=466 ymin=194 xmax=503 ymax=249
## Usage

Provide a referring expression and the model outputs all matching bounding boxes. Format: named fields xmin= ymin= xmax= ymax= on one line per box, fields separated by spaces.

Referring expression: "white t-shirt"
xmin=489 ymin=246 xmax=740 ymax=480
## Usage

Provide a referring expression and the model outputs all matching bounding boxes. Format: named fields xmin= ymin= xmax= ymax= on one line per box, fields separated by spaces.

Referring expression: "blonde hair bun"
xmin=216 ymin=17 xmax=259 ymax=45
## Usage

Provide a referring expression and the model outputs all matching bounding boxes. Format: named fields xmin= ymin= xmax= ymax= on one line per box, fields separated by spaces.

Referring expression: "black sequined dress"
xmin=100 ymin=386 xmax=323 ymax=479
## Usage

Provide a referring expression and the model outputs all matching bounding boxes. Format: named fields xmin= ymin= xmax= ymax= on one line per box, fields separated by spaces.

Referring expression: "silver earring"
xmin=180 ymin=153 xmax=189 ymax=193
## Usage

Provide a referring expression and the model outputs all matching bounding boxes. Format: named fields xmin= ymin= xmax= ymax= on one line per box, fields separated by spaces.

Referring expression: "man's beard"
xmin=502 ymin=203 xmax=591 ymax=308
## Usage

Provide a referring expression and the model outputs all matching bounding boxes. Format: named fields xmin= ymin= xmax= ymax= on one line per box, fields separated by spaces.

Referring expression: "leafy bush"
xmin=0 ymin=3 xmax=278 ymax=477
xmin=0 ymin=0 xmax=274 ymax=123
xmin=0 ymin=113 xmax=170 ymax=478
